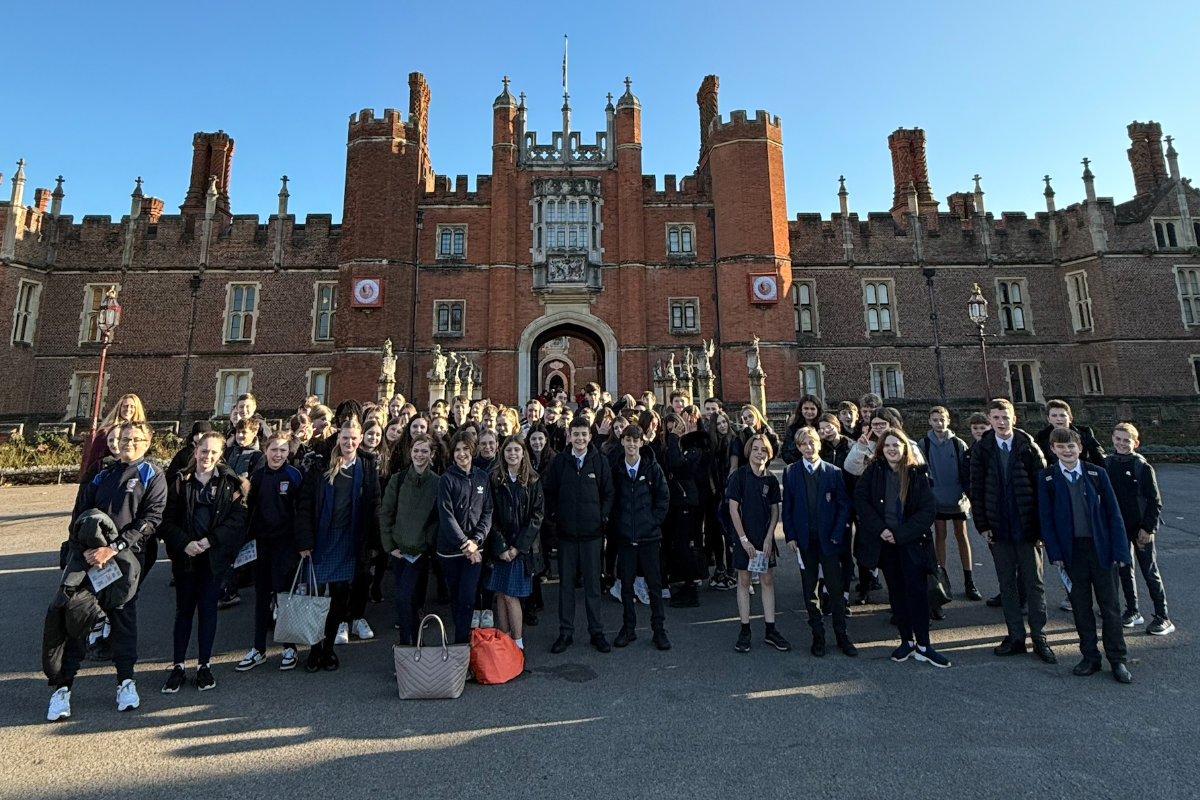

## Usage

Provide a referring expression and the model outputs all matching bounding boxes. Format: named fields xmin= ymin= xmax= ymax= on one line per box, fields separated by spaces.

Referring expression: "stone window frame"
xmin=1065 ymin=270 xmax=1093 ymax=332
xmin=312 ymin=281 xmax=337 ymax=343
xmin=995 ymin=277 xmax=1033 ymax=335
xmin=223 ymin=281 xmax=261 ymax=344
xmin=11 ymin=278 xmax=42 ymax=346
xmin=1191 ymin=355 xmax=1200 ymax=394
xmin=306 ymin=368 xmax=331 ymax=405
xmin=529 ymin=177 xmax=604 ymax=265
xmin=436 ymin=224 xmax=467 ymax=260
xmin=1005 ymin=359 xmax=1042 ymax=404
xmin=78 ymin=283 xmax=121 ymax=345
xmin=1081 ymin=363 xmax=1103 ymax=395
xmin=665 ymin=223 xmax=696 ymax=257
xmin=869 ymin=362 xmax=904 ymax=400
xmin=1153 ymin=217 xmax=1182 ymax=249
xmin=798 ymin=362 xmax=826 ymax=403
xmin=862 ymin=278 xmax=897 ymax=335
xmin=433 ymin=299 xmax=465 ymax=338
xmin=793 ymin=279 xmax=819 ymax=336
xmin=214 ymin=369 xmax=253 ymax=418
xmin=1173 ymin=265 xmax=1200 ymax=328
xmin=66 ymin=370 xmax=109 ymax=421
xmin=668 ymin=297 xmax=700 ymax=335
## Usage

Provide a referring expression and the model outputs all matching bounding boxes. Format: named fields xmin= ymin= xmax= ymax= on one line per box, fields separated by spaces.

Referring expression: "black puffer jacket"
xmin=853 ymin=461 xmax=937 ymax=569
xmin=610 ymin=457 xmax=670 ymax=543
xmin=968 ymin=428 xmax=1046 ymax=542
xmin=1103 ymin=453 xmax=1162 ymax=539
xmin=1035 ymin=423 xmax=1105 ymax=468
xmin=543 ymin=448 xmax=614 ymax=541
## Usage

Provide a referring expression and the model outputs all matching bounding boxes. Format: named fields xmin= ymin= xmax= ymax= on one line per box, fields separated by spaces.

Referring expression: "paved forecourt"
xmin=0 ymin=466 xmax=1197 ymax=799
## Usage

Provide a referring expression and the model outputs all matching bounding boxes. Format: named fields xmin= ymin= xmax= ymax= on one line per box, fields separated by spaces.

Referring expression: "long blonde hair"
xmin=100 ymin=394 xmax=146 ymax=429
xmin=325 ymin=417 xmax=363 ymax=484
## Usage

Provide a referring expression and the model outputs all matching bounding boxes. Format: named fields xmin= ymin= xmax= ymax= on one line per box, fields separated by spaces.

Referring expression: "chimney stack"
xmin=1127 ymin=121 xmax=1169 ymax=197
xmin=888 ymin=128 xmax=937 ymax=222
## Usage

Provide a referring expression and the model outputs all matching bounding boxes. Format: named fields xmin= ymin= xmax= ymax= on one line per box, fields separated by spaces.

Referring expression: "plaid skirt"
xmin=486 ymin=557 xmax=531 ymax=598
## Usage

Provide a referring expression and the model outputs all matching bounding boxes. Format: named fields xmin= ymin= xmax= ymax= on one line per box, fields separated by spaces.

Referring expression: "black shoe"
xmin=994 ymin=638 xmax=1027 ymax=657
xmin=161 ymin=664 xmax=186 ymax=694
xmin=217 ymin=591 xmax=241 ymax=610
xmin=734 ymin=628 xmax=752 ymax=653
xmin=869 ymin=575 xmax=883 ymax=592
xmin=930 ymin=605 xmax=946 ymax=621
xmin=550 ymin=635 xmax=573 ymax=654
xmin=1032 ymin=638 xmax=1057 ymax=664
xmin=369 ymin=585 xmax=384 ymax=604
xmin=613 ymin=627 xmax=637 ymax=648
xmin=1072 ymin=658 xmax=1102 ymax=677
xmin=986 ymin=593 xmax=1003 ymax=608
xmin=590 ymin=633 xmax=611 ymax=653
xmin=652 ymin=630 xmax=672 ymax=651
xmin=668 ymin=586 xmax=700 ymax=608
xmin=764 ymin=629 xmax=791 ymax=652
xmin=195 ymin=665 xmax=216 ymax=691
xmin=321 ymin=650 xmax=340 ymax=672
xmin=836 ymin=635 xmax=859 ymax=657
xmin=810 ymin=635 xmax=826 ymax=658
xmin=1112 ymin=663 xmax=1133 ymax=684
xmin=854 ymin=589 xmax=870 ymax=606
xmin=305 ymin=649 xmax=322 ymax=673
xmin=524 ymin=611 xmax=539 ymax=627
xmin=964 ymin=580 xmax=983 ymax=601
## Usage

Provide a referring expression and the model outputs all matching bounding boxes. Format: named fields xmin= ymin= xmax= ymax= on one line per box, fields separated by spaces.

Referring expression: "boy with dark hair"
xmin=543 ymin=416 xmax=614 ymax=654
xmin=1035 ymin=399 xmax=1105 ymax=467
xmin=1039 ymin=427 xmax=1132 ymax=683
xmin=611 ymin=424 xmax=672 ymax=650
xmin=1105 ymin=423 xmax=1174 ymax=635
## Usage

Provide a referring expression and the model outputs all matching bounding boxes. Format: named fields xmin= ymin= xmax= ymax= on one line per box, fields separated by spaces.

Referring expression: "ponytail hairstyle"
xmin=324 ymin=416 xmax=363 ymax=484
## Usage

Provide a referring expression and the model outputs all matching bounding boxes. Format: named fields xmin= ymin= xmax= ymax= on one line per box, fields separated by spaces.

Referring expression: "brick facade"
xmin=3 ymin=74 xmax=1199 ymax=441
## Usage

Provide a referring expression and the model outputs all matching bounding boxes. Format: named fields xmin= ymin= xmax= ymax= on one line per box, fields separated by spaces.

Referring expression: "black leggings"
xmin=878 ymin=542 xmax=931 ymax=648
xmin=173 ymin=562 xmax=220 ymax=665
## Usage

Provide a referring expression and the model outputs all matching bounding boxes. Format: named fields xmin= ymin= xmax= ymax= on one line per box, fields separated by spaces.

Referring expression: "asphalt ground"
xmin=0 ymin=466 xmax=1197 ymax=799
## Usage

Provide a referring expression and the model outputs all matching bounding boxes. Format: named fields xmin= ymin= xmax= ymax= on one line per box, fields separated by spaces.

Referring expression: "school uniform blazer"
xmin=782 ymin=460 xmax=851 ymax=557
xmin=1037 ymin=466 xmax=1128 ymax=570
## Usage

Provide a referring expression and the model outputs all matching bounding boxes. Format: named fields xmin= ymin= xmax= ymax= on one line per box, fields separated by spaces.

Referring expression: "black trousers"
xmin=58 ymin=551 xmax=144 ymax=688
xmin=703 ymin=502 xmax=727 ymax=573
xmin=318 ymin=581 xmax=352 ymax=654
xmin=1118 ymin=537 xmax=1169 ymax=619
xmin=664 ymin=506 xmax=702 ymax=584
xmin=798 ymin=544 xmax=848 ymax=639
xmin=557 ymin=538 xmax=604 ymax=637
xmin=992 ymin=539 xmax=1048 ymax=642
xmin=878 ymin=542 xmax=930 ymax=648
xmin=392 ymin=554 xmax=430 ymax=646
xmin=1067 ymin=538 xmax=1127 ymax=665
xmin=253 ymin=537 xmax=299 ymax=652
xmin=618 ymin=541 xmax=666 ymax=633
xmin=173 ymin=562 xmax=221 ymax=665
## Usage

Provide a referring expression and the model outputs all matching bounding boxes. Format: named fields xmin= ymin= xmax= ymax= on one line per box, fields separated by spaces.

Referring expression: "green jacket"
xmin=379 ymin=465 xmax=440 ymax=556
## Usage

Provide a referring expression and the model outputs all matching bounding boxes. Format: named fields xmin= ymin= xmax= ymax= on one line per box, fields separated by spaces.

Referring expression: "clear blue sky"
xmin=3 ymin=1 xmax=1194 ymax=224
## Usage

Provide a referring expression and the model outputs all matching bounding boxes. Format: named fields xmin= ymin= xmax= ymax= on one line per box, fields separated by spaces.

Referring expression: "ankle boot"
xmin=963 ymin=569 xmax=983 ymax=601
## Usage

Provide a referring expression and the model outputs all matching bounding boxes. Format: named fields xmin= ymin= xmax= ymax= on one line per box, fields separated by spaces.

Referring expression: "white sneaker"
xmin=609 ymin=579 xmax=623 ymax=602
xmin=47 ymin=687 xmax=71 ymax=721
xmin=116 ymin=679 xmax=140 ymax=712
xmin=334 ymin=622 xmax=350 ymax=646
xmin=351 ymin=618 xmax=375 ymax=640
xmin=280 ymin=647 xmax=298 ymax=670
xmin=481 ymin=610 xmax=494 ymax=628
xmin=235 ymin=648 xmax=267 ymax=671
xmin=633 ymin=577 xmax=650 ymax=605
xmin=471 ymin=610 xmax=482 ymax=629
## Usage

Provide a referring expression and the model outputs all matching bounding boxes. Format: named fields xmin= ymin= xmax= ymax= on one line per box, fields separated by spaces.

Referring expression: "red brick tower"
xmin=335 ymin=73 xmax=432 ymax=401
xmin=703 ymin=108 xmax=794 ymax=402
xmin=1127 ymin=121 xmax=1169 ymax=197
xmin=485 ymin=78 xmax=520 ymax=397
xmin=180 ymin=131 xmax=233 ymax=231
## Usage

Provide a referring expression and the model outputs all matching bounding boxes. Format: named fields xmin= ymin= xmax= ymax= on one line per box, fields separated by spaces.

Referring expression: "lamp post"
xmin=967 ymin=283 xmax=992 ymax=401
xmin=88 ymin=286 xmax=122 ymax=441
xmin=178 ymin=273 xmax=203 ymax=422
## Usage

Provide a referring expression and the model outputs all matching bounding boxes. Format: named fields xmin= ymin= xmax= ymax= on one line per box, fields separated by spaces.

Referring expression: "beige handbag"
xmin=393 ymin=614 xmax=470 ymax=699
xmin=273 ymin=556 xmax=331 ymax=647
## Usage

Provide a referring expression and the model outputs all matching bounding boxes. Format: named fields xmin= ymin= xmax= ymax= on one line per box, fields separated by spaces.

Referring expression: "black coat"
xmin=663 ymin=431 xmax=706 ymax=509
xmin=294 ymin=451 xmax=382 ymax=564
xmin=1103 ymin=453 xmax=1163 ymax=539
xmin=610 ymin=456 xmax=671 ymax=543
xmin=543 ymin=448 xmax=614 ymax=541
xmin=1035 ymin=423 xmax=1106 ymax=468
xmin=968 ymin=428 xmax=1046 ymax=542
xmin=853 ymin=460 xmax=937 ymax=569
xmin=488 ymin=476 xmax=544 ymax=574
xmin=159 ymin=463 xmax=249 ymax=577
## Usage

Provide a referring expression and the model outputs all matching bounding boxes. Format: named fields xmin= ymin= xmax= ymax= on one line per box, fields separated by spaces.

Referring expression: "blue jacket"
xmin=1037 ymin=465 xmax=1128 ymax=570
xmin=782 ymin=459 xmax=851 ymax=556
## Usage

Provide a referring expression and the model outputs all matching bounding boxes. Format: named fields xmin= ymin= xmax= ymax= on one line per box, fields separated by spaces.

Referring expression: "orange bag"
xmin=469 ymin=627 xmax=525 ymax=685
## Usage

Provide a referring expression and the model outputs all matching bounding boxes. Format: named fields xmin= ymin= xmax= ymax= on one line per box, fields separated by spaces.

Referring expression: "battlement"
xmin=347 ymin=107 xmax=410 ymax=141
xmin=420 ymin=174 xmax=487 ymax=203
xmin=641 ymin=174 xmax=706 ymax=202
xmin=708 ymin=109 xmax=782 ymax=144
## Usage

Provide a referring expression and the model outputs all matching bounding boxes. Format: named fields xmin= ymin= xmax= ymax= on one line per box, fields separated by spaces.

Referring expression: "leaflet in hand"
xmin=88 ymin=560 xmax=122 ymax=591
xmin=748 ymin=551 xmax=769 ymax=574
xmin=233 ymin=540 xmax=258 ymax=568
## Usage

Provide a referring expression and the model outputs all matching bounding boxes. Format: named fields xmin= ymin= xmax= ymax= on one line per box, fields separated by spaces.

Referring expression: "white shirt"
xmin=625 ymin=457 xmax=641 ymax=479
xmin=995 ymin=434 xmax=1014 ymax=451
xmin=1059 ymin=463 xmax=1083 ymax=481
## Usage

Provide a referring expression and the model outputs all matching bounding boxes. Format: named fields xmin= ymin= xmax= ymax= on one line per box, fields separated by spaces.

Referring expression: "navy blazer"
xmin=782 ymin=459 xmax=852 ymax=556
xmin=1037 ymin=465 xmax=1128 ymax=570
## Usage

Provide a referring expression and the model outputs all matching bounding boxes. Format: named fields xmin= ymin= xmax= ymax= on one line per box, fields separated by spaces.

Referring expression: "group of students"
xmin=44 ymin=384 xmax=1174 ymax=721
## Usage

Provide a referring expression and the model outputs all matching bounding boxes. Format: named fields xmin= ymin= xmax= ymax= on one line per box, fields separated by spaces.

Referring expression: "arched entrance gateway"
xmin=517 ymin=311 xmax=618 ymax=403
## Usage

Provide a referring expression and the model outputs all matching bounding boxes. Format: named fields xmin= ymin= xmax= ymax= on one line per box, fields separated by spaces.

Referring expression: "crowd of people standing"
xmin=43 ymin=384 xmax=1176 ymax=721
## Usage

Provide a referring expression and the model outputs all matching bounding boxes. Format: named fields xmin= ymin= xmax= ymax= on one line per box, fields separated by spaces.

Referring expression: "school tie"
xmin=577 ymin=455 xmax=584 ymax=470
xmin=1001 ymin=441 xmax=1010 ymax=452
xmin=1069 ymin=471 xmax=1078 ymax=483
xmin=806 ymin=463 xmax=815 ymax=476
xmin=629 ymin=467 xmax=637 ymax=481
